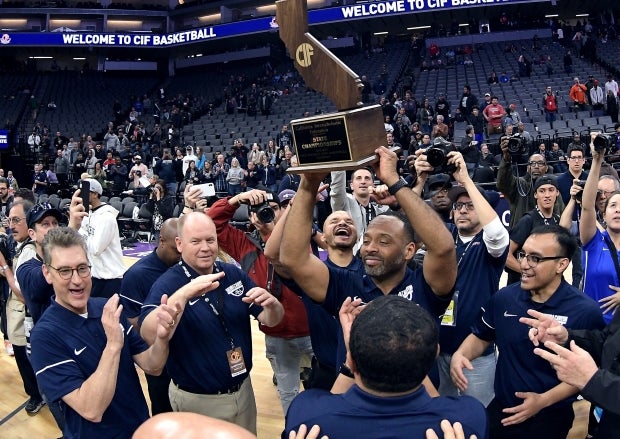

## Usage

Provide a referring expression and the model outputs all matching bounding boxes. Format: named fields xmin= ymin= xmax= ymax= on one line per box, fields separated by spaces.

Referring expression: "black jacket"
xmin=570 ymin=312 xmax=620 ymax=437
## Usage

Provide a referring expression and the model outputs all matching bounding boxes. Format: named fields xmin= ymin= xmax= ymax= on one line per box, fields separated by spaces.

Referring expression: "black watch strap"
xmin=387 ymin=177 xmax=409 ymax=196
xmin=339 ymin=363 xmax=354 ymax=379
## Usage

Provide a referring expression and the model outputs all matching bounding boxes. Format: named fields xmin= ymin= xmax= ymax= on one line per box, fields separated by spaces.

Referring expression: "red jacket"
xmin=208 ymin=198 xmax=310 ymax=339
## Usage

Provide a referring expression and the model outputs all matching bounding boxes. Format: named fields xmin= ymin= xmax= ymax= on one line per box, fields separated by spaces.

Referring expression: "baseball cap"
xmin=83 ymin=178 xmax=103 ymax=195
xmin=484 ymin=92 xmax=491 ymax=97
xmin=134 ymin=155 xmax=142 ymax=160
xmin=26 ymin=202 xmax=64 ymax=229
xmin=533 ymin=174 xmax=559 ymax=191
xmin=278 ymin=189 xmax=296 ymax=203
xmin=448 ymin=184 xmax=490 ymax=204
xmin=425 ymin=174 xmax=452 ymax=195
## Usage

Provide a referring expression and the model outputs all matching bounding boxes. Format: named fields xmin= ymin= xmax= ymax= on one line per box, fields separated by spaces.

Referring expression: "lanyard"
xmin=455 ymin=232 xmax=480 ymax=267
xmin=535 ymin=205 xmax=557 ymax=226
xmin=179 ymin=260 xmax=236 ymax=349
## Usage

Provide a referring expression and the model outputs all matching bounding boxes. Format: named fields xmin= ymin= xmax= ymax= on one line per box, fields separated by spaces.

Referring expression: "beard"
xmin=364 ymin=251 xmax=406 ymax=280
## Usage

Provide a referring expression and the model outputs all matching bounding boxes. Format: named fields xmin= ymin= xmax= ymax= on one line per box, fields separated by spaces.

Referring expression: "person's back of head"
xmin=350 ymin=295 xmax=438 ymax=393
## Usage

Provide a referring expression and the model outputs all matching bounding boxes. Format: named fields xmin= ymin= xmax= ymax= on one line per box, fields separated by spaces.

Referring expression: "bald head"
xmin=160 ymin=217 xmax=179 ymax=242
xmin=133 ymin=413 xmax=256 ymax=439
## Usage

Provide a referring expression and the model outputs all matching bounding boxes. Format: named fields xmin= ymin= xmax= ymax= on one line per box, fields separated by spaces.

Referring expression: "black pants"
xmin=487 ymin=398 xmax=573 ymax=439
xmin=14 ymin=344 xmax=42 ymax=400
xmin=145 ymin=371 xmax=172 ymax=415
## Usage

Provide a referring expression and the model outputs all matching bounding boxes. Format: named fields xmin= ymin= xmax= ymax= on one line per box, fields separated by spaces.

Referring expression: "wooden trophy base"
xmin=289 ymin=104 xmax=394 ymax=173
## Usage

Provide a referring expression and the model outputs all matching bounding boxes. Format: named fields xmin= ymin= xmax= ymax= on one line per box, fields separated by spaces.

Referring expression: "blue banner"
xmin=0 ymin=0 xmax=537 ymax=48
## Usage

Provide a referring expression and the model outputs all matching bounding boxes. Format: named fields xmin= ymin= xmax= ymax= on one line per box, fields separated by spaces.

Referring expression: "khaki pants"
xmin=169 ymin=377 xmax=257 ymax=434
xmin=6 ymin=292 xmax=26 ymax=346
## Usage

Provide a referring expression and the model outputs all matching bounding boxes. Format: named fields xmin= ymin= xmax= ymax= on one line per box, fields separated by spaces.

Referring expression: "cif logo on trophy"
xmin=276 ymin=0 xmax=394 ymax=172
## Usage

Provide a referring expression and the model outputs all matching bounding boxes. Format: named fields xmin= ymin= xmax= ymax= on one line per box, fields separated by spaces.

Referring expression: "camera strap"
xmin=603 ymin=234 xmax=620 ymax=286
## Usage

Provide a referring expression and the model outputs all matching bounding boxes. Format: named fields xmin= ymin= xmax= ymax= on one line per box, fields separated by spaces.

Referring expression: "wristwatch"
xmin=387 ymin=177 xmax=409 ymax=196
xmin=339 ymin=362 xmax=354 ymax=379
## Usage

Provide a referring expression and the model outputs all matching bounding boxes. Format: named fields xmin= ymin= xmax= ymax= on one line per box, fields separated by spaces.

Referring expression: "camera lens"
xmin=256 ymin=205 xmax=275 ymax=223
xmin=593 ymin=134 xmax=612 ymax=152
xmin=426 ymin=147 xmax=445 ymax=168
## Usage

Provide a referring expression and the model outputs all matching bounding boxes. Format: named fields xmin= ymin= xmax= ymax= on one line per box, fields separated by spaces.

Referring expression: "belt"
xmin=173 ymin=380 xmax=242 ymax=395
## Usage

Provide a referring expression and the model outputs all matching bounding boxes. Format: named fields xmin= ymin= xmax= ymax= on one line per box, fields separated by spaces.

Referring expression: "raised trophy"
xmin=276 ymin=0 xmax=393 ymax=173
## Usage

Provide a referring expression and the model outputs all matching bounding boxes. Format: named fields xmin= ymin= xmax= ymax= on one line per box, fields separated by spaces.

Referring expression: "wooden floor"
xmin=0 ymin=320 xmax=285 ymax=438
xmin=0 ymin=323 xmax=592 ymax=439
xmin=0 ymin=262 xmax=590 ymax=438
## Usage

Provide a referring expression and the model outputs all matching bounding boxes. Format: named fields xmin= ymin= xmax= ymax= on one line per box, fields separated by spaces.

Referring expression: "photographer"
xmin=153 ymin=149 xmax=178 ymax=196
xmin=144 ymin=179 xmax=175 ymax=243
xmin=497 ymin=137 xmax=565 ymax=228
xmin=581 ymin=132 xmax=620 ymax=324
xmin=459 ymin=126 xmax=480 ymax=174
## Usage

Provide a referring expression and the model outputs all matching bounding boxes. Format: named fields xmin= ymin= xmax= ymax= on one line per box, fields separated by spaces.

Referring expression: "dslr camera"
xmin=426 ymin=137 xmax=456 ymax=174
xmin=243 ymin=193 xmax=276 ymax=223
xmin=592 ymin=133 xmax=616 ymax=154
xmin=503 ymin=133 xmax=528 ymax=156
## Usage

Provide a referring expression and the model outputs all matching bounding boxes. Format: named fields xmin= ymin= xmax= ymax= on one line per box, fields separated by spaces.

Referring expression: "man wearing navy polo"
xmin=284 ymin=296 xmax=488 ymax=438
xmin=30 ymin=227 xmax=187 ymax=439
xmin=451 ymin=226 xmax=605 ymax=439
xmin=435 ymin=152 xmax=510 ymax=407
xmin=279 ymin=146 xmax=456 ymax=384
xmin=119 ymin=218 xmax=180 ymax=415
xmin=139 ymin=212 xmax=284 ymax=434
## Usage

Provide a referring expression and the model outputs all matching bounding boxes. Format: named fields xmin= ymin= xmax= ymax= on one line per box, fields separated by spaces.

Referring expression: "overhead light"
xmin=374 ymin=31 xmax=388 ymax=35
xmin=459 ymin=23 xmax=469 ymax=27
xmin=576 ymin=13 xmax=589 ymax=17
xmin=29 ymin=56 xmax=53 ymax=59
xmin=407 ymin=25 xmax=431 ymax=30
xmin=545 ymin=14 xmax=559 ymax=18
xmin=73 ymin=57 xmax=86 ymax=60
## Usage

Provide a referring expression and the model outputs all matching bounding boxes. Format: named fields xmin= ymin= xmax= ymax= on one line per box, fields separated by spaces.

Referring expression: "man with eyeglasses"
xmin=15 ymin=201 xmax=67 ymax=432
xmin=596 ymin=175 xmax=620 ymax=228
xmin=30 ymin=227 xmax=186 ymax=439
xmin=0 ymin=177 xmax=14 ymax=221
xmin=497 ymin=138 xmax=565 ymax=229
xmin=3 ymin=200 xmax=46 ymax=415
xmin=435 ymin=152 xmax=509 ymax=407
xmin=451 ymin=225 xmax=604 ymax=439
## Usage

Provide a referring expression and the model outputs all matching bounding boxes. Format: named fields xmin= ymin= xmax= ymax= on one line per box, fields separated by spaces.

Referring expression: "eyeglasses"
xmin=598 ymin=189 xmax=615 ymax=198
xmin=568 ymin=156 xmax=584 ymax=161
xmin=7 ymin=216 xmax=25 ymax=225
xmin=47 ymin=264 xmax=91 ymax=280
xmin=516 ymin=251 xmax=566 ymax=267
xmin=528 ymin=161 xmax=546 ymax=167
xmin=453 ymin=201 xmax=475 ymax=211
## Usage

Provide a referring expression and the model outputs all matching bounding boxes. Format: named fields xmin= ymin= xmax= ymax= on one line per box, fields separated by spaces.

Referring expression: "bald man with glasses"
xmin=497 ymin=137 xmax=565 ymax=229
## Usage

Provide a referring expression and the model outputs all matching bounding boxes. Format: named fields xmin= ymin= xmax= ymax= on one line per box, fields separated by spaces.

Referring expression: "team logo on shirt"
xmin=225 ymin=281 xmax=245 ymax=297
xmin=397 ymin=284 xmax=413 ymax=301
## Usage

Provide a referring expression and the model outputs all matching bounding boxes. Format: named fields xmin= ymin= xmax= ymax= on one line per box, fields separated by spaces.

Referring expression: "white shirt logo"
xmin=225 ymin=281 xmax=245 ymax=297
xmin=74 ymin=346 xmax=86 ymax=356
xmin=503 ymin=311 xmax=517 ymax=317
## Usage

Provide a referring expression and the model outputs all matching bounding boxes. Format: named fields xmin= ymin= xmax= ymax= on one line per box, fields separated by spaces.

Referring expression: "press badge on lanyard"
xmin=227 ymin=347 xmax=247 ymax=377
xmin=440 ymin=290 xmax=459 ymax=327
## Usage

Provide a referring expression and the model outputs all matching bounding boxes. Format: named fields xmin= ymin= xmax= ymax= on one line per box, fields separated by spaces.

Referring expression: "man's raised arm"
xmin=279 ymin=173 xmax=330 ymax=302
xmin=373 ymin=147 xmax=456 ymax=296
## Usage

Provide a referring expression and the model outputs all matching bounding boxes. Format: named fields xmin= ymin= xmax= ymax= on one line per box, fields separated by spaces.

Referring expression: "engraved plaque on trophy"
xmin=276 ymin=0 xmax=394 ymax=172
